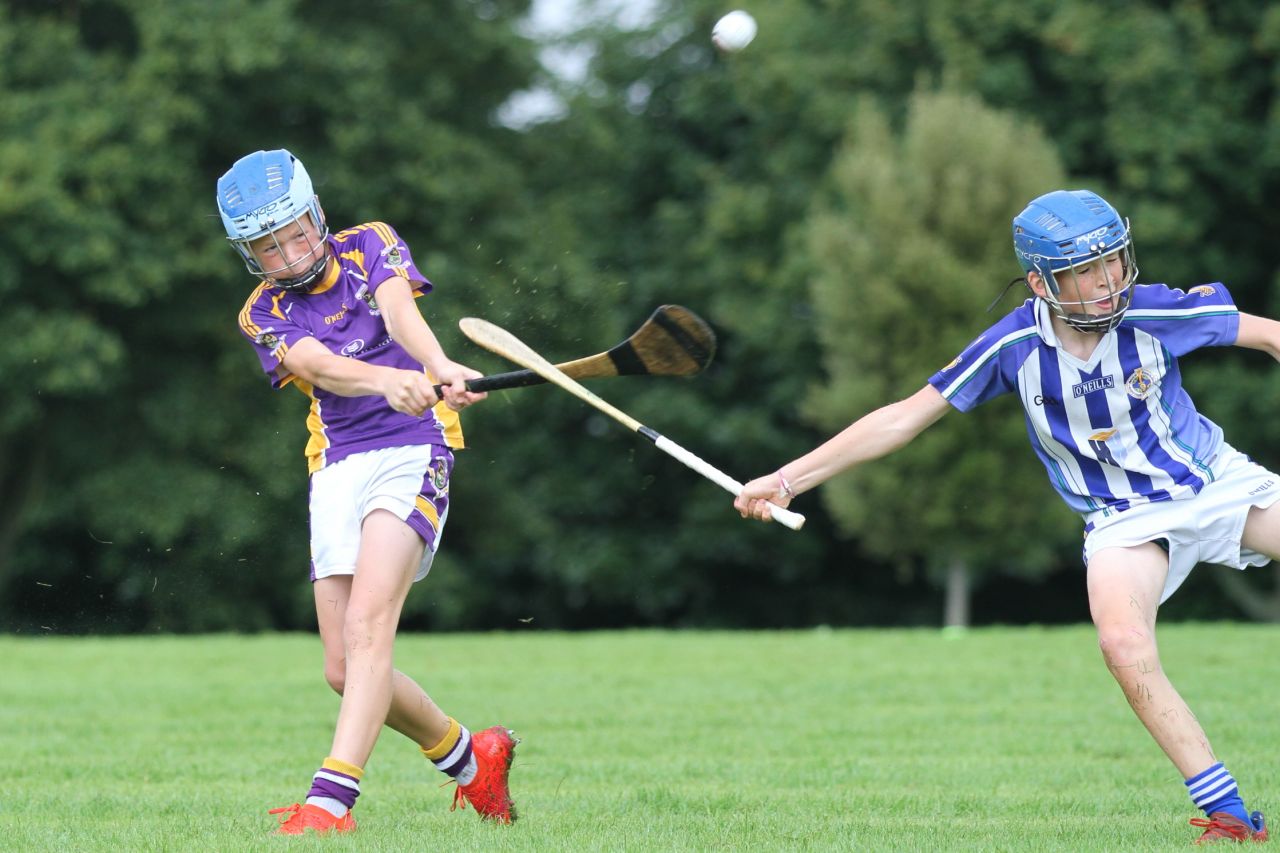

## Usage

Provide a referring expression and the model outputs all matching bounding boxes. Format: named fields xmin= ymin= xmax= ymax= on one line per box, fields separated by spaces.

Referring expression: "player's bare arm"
xmin=735 ymin=384 xmax=951 ymax=521
xmin=221 ymin=150 xmax=518 ymax=832
xmin=1233 ymin=312 xmax=1280 ymax=361
xmin=281 ymin=336 xmax=440 ymax=417
xmin=376 ymin=276 xmax=487 ymax=411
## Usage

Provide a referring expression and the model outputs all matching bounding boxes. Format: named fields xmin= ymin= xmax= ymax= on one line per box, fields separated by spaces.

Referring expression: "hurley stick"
xmin=435 ymin=304 xmax=715 ymax=397
xmin=459 ymin=317 xmax=805 ymax=531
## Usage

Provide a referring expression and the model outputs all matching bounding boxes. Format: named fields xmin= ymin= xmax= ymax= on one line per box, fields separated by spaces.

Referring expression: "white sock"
xmin=304 ymin=796 xmax=349 ymax=818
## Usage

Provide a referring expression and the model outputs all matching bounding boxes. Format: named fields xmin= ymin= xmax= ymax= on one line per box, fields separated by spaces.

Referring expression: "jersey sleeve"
xmin=356 ymin=222 xmax=432 ymax=297
xmin=236 ymin=283 xmax=314 ymax=389
xmin=927 ymin=307 xmax=1041 ymax=413
xmin=1122 ymin=282 xmax=1239 ymax=357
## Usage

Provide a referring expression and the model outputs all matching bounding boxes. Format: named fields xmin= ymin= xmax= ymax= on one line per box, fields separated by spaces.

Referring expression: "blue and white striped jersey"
xmin=928 ymin=283 xmax=1240 ymax=517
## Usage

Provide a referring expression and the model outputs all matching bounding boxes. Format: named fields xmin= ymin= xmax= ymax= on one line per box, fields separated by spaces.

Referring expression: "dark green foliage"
xmin=803 ymin=90 xmax=1079 ymax=581
xmin=1 ymin=0 xmax=539 ymax=632
xmin=4 ymin=0 xmax=1279 ymax=631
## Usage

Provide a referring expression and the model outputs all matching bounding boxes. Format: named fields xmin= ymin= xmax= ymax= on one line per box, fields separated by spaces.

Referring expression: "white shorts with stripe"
xmin=308 ymin=443 xmax=453 ymax=583
xmin=1083 ymin=445 xmax=1280 ymax=603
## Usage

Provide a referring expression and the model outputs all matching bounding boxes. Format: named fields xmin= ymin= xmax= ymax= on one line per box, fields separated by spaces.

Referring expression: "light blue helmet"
xmin=216 ymin=149 xmax=330 ymax=292
xmin=1012 ymin=190 xmax=1138 ymax=332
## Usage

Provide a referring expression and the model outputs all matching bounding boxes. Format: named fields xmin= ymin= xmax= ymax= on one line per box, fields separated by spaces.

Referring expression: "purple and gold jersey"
xmin=929 ymin=283 xmax=1239 ymax=517
xmin=237 ymin=221 xmax=463 ymax=473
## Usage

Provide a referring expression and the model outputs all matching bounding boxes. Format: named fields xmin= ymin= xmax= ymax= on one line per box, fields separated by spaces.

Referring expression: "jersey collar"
xmin=1033 ymin=297 xmax=1061 ymax=348
xmin=1033 ymin=296 xmax=1115 ymax=368
xmin=306 ymin=251 xmax=342 ymax=295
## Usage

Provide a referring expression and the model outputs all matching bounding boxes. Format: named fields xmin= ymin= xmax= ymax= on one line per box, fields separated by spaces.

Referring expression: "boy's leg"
xmin=1089 ymin=541 xmax=1265 ymax=841
xmin=312 ymin=507 xmax=517 ymax=819
xmin=274 ymin=511 xmax=425 ymax=834
xmin=328 ymin=508 xmax=429 ymax=766
xmin=314 ymin=577 xmax=451 ymax=749
xmin=1087 ymin=541 xmax=1215 ymax=777
xmin=1241 ymin=500 xmax=1280 ymax=558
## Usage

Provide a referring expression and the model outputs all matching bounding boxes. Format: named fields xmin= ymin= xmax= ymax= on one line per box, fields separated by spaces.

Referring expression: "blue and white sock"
xmin=1186 ymin=762 xmax=1250 ymax=824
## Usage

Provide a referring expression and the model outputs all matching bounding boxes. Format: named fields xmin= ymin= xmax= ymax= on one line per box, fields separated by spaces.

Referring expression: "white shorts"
xmin=1083 ymin=445 xmax=1280 ymax=602
xmin=308 ymin=444 xmax=453 ymax=583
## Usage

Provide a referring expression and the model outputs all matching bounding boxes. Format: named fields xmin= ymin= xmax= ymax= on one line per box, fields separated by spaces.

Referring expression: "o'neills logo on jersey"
xmin=1125 ymin=368 xmax=1156 ymax=399
xmin=324 ymin=304 xmax=350 ymax=325
xmin=1072 ymin=376 xmax=1114 ymax=398
xmin=1189 ymin=285 xmax=1216 ymax=297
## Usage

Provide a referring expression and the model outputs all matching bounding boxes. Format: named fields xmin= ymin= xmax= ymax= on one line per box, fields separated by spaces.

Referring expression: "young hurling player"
xmin=218 ymin=149 xmax=517 ymax=834
xmin=735 ymin=190 xmax=1277 ymax=844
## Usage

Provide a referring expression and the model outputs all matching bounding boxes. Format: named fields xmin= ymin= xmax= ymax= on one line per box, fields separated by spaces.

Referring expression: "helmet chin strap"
xmin=1059 ymin=307 xmax=1123 ymax=333
xmin=269 ymin=252 xmax=331 ymax=293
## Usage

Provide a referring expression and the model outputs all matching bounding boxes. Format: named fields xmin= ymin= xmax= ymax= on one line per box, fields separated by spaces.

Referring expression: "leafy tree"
xmin=7 ymin=0 xmax=1280 ymax=632
xmin=801 ymin=89 xmax=1079 ymax=624
xmin=512 ymin=0 xmax=1280 ymax=623
xmin=1 ymin=0 xmax=540 ymax=632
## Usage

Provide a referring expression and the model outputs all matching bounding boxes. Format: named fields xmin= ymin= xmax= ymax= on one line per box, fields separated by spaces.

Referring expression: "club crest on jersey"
xmin=255 ymin=328 xmax=283 ymax=353
xmin=380 ymin=243 xmax=406 ymax=270
xmin=354 ymin=283 xmax=381 ymax=317
xmin=1189 ymin=285 xmax=1216 ymax=298
xmin=1125 ymin=368 xmax=1155 ymax=400
xmin=428 ymin=457 xmax=449 ymax=493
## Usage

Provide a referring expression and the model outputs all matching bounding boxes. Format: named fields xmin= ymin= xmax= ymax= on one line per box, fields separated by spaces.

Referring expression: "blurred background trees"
xmin=3 ymin=0 xmax=1279 ymax=633
xmin=802 ymin=89 xmax=1078 ymax=627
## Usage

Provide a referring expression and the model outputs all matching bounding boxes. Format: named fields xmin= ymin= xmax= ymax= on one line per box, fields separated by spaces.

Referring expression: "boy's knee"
xmin=342 ymin=608 xmax=394 ymax=656
xmin=1096 ymin=623 xmax=1157 ymax=667
xmin=324 ymin=660 xmax=346 ymax=695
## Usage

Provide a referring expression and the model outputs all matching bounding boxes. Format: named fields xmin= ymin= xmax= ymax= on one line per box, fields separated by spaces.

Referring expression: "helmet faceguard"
xmin=1012 ymin=190 xmax=1138 ymax=333
xmin=216 ymin=149 xmax=330 ymax=293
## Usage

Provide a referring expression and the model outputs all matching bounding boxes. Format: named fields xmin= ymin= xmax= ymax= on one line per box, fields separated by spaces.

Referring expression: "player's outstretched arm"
xmin=1234 ymin=313 xmax=1280 ymax=362
xmin=735 ymin=384 xmax=951 ymax=522
xmin=376 ymin=277 xmax=487 ymax=411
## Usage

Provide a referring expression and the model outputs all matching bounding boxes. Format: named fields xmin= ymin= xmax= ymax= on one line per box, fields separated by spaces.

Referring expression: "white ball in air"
xmin=712 ymin=10 xmax=757 ymax=53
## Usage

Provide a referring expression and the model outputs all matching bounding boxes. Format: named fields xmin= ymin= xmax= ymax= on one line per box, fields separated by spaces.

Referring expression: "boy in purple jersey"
xmin=218 ymin=149 xmax=517 ymax=834
xmin=734 ymin=190 xmax=1280 ymax=844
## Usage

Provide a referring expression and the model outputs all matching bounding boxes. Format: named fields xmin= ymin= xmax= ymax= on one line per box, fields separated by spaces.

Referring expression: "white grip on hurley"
xmin=653 ymin=436 xmax=806 ymax=530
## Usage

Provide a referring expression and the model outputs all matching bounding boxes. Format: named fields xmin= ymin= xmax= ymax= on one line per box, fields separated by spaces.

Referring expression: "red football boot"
xmin=1191 ymin=811 xmax=1268 ymax=844
xmin=269 ymin=802 xmax=356 ymax=835
xmin=452 ymin=726 xmax=519 ymax=823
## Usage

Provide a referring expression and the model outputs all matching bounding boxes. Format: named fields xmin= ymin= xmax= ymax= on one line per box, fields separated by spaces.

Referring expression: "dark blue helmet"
xmin=1012 ymin=190 xmax=1137 ymax=332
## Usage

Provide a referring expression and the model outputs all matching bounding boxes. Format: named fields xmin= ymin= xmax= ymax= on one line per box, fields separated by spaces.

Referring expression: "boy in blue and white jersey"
xmin=735 ymin=189 xmax=1279 ymax=844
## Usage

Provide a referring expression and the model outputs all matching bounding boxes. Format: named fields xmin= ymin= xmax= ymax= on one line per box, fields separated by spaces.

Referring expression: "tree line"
xmin=4 ymin=0 xmax=1279 ymax=633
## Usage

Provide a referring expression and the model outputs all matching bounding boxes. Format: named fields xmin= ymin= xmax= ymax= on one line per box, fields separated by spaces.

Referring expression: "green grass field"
xmin=2 ymin=626 xmax=1276 ymax=851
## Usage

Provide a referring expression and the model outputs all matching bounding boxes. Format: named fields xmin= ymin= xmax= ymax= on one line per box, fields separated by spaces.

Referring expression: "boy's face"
xmin=248 ymin=212 xmax=328 ymax=283
xmin=1030 ymin=251 xmax=1127 ymax=316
